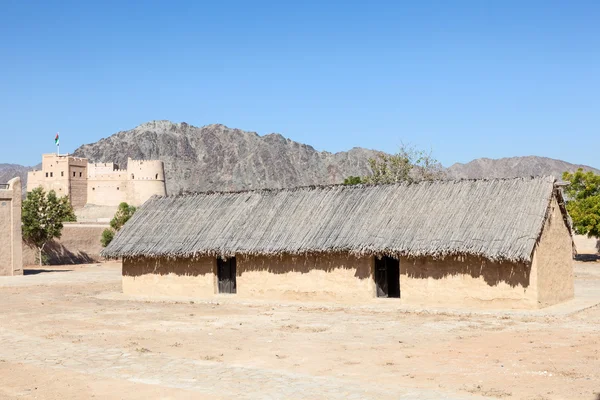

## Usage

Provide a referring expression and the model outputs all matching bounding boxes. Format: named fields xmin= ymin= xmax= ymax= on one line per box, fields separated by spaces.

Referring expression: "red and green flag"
xmin=55 ymin=133 xmax=59 ymax=146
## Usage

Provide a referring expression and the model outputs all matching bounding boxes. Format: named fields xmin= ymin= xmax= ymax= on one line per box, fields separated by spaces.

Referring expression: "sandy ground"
xmin=0 ymin=261 xmax=599 ymax=400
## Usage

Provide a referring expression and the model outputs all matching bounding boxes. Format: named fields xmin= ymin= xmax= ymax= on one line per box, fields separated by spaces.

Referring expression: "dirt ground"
xmin=0 ymin=260 xmax=599 ymax=400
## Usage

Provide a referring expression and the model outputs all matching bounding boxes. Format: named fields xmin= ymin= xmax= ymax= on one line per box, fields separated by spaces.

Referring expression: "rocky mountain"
xmin=4 ymin=121 xmax=599 ymax=195
xmin=447 ymin=156 xmax=600 ymax=180
xmin=73 ymin=121 xmax=382 ymax=194
xmin=0 ymin=163 xmax=31 ymax=194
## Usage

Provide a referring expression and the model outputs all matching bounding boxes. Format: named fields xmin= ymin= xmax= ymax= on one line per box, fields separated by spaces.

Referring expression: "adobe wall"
xmin=88 ymin=162 xmax=120 ymax=176
xmin=399 ymin=255 xmax=538 ymax=308
xmin=573 ymin=234 xmax=599 ymax=256
xmin=0 ymin=177 xmax=23 ymax=276
xmin=122 ymin=257 xmax=217 ymax=298
xmin=68 ymin=162 xmax=88 ymax=208
xmin=120 ymin=254 xmax=374 ymax=301
xmin=126 ymin=159 xmax=167 ymax=205
xmin=120 ymin=252 xmax=541 ymax=308
xmin=237 ymin=254 xmax=375 ymax=302
xmin=22 ymin=223 xmax=108 ymax=265
xmin=27 ymin=154 xmax=166 ymax=208
xmin=87 ymin=177 xmax=129 ymax=206
xmin=119 ymin=231 xmax=572 ymax=309
xmin=86 ymin=159 xmax=166 ymax=207
xmin=26 ymin=154 xmax=88 ymax=209
xmin=531 ymin=196 xmax=574 ymax=307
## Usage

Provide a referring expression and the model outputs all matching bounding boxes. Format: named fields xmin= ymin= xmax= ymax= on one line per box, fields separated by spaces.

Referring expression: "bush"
xmin=101 ymin=202 xmax=137 ymax=247
xmin=101 ymin=228 xmax=115 ymax=248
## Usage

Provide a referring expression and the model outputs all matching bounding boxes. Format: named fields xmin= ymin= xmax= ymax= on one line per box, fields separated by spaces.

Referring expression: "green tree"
xmin=100 ymin=228 xmax=115 ymax=248
xmin=343 ymin=176 xmax=363 ymax=185
xmin=22 ymin=187 xmax=76 ymax=266
xmin=101 ymin=202 xmax=137 ymax=247
xmin=362 ymin=144 xmax=446 ymax=184
xmin=110 ymin=202 xmax=137 ymax=231
xmin=562 ymin=169 xmax=600 ymax=238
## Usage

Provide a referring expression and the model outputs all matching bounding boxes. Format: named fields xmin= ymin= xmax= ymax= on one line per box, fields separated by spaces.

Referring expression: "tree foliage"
xmin=101 ymin=228 xmax=115 ymax=248
xmin=22 ymin=187 xmax=76 ymax=265
xmin=361 ymin=144 xmax=446 ymax=185
xmin=562 ymin=169 xmax=600 ymax=238
xmin=102 ymin=202 xmax=137 ymax=247
xmin=110 ymin=202 xmax=137 ymax=231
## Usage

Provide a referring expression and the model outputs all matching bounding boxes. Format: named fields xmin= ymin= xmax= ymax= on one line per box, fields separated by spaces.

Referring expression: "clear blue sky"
xmin=1 ymin=0 xmax=598 ymax=168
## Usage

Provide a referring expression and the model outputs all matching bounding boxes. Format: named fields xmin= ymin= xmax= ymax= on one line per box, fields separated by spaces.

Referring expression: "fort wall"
xmin=87 ymin=165 xmax=130 ymax=206
xmin=27 ymin=154 xmax=88 ymax=208
xmin=88 ymin=162 xmax=121 ymax=176
xmin=126 ymin=158 xmax=167 ymax=206
xmin=27 ymin=154 xmax=166 ymax=209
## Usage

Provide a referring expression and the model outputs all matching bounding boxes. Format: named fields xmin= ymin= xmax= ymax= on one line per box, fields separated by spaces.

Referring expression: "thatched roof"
xmin=102 ymin=176 xmax=570 ymax=263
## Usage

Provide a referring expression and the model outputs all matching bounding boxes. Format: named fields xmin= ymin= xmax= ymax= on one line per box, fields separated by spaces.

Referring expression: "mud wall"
xmin=399 ymin=255 xmax=537 ymax=308
xmin=0 ymin=177 xmax=23 ymax=276
xmin=122 ymin=257 xmax=216 ymax=297
xmin=237 ymin=253 xmax=375 ymax=302
xmin=23 ymin=223 xmax=108 ymax=265
xmin=532 ymin=196 xmax=574 ymax=307
xmin=118 ymin=244 xmax=571 ymax=309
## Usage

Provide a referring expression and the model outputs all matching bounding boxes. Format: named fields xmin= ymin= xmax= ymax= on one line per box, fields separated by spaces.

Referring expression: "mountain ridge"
xmin=2 ymin=120 xmax=599 ymax=195
xmin=72 ymin=121 xmax=383 ymax=194
xmin=447 ymin=155 xmax=600 ymax=179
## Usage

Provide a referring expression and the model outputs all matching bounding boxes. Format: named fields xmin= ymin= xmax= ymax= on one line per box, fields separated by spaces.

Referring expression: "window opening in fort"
xmin=217 ymin=257 xmax=237 ymax=294
xmin=155 ymin=174 xmax=158 ymax=179
xmin=61 ymin=171 xmax=64 ymax=177
xmin=375 ymin=256 xmax=400 ymax=298
xmin=45 ymin=173 xmax=48 ymax=177
xmin=131 ymin=174 xmax=134 ymax=179
xmin=117 ymin=187 xmax=119 ymax=190
xmin=79 ymin=172 xmax=82 ymax=177
xmin=50 ymin=172 xmax=53 ymax=177
xmin=73 ymin=172 xmax=76 ymax=177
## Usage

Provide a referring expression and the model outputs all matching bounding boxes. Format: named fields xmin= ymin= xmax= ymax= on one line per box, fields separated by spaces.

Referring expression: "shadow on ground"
xmin=24 ymin=269 xmax=73 ymax=275
xmin=575 ymin=254 xmax=600 ymax=262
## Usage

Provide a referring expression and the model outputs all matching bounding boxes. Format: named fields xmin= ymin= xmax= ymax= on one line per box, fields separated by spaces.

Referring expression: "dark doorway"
xmin=217 ymin=257 xmax=237 ymax=294
xmin=374 ymin=256 xmax=400 ymax=298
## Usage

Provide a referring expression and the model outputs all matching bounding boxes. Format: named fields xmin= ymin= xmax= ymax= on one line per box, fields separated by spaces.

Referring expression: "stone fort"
xmin=27 ymin=153 xmax=167 ymax=209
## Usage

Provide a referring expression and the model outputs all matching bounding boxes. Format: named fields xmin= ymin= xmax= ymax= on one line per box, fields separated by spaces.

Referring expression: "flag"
xmin=55 ymin=133 xmax=59 ymax=146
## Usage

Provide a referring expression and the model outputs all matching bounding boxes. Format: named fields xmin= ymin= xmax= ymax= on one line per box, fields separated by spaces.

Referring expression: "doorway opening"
xmin=217 ymin=257 xmax=237 ymax=294
xmin=374 ymin=256 xmax=400 ymax=298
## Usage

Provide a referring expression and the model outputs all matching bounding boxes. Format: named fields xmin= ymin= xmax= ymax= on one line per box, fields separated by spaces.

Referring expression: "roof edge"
xmin=162 ymin=175 xmax=558 ymax=199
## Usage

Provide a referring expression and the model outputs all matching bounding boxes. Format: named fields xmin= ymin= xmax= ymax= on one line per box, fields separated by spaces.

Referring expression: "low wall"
xmin=23 ymin=222 xmax=108 ymax=265
xmin=574 ymin=234 xmax=599 ymax=257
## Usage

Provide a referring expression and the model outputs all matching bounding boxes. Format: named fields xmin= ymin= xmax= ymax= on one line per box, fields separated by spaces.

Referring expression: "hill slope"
xmin=73 ymin=121 xmax=381 ymax=194
xmin=0 ymin=164 xmax=31 ymax=194
xmin=4 ymin=121 xmax=599 ymax=195
xmin=447 ymin=156 xmax=600 ymax=180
